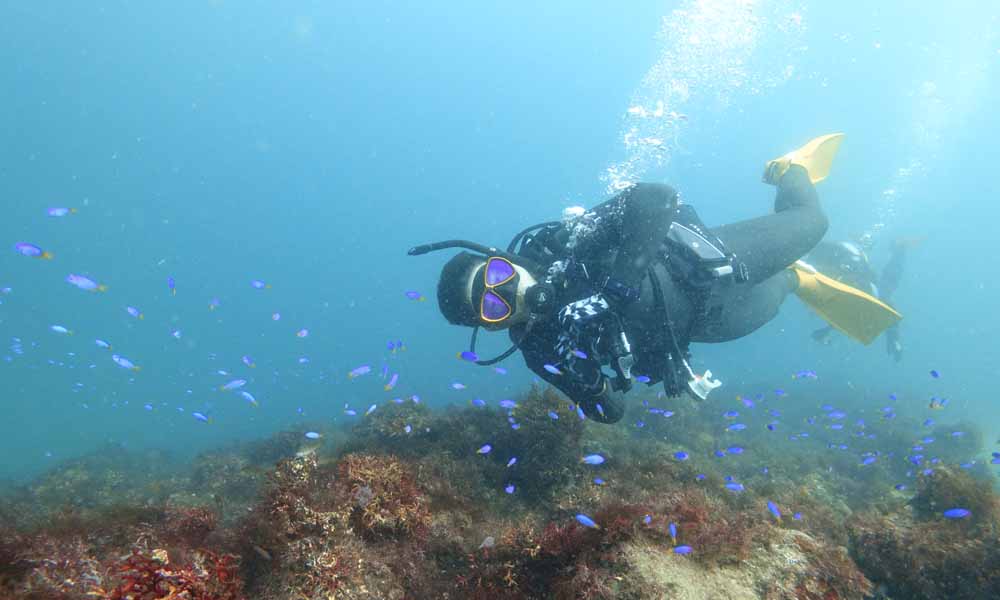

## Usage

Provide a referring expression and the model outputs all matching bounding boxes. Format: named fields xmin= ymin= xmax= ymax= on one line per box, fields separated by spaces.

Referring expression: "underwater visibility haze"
xmin=1 ymin=1 xmax=1000 ymax=599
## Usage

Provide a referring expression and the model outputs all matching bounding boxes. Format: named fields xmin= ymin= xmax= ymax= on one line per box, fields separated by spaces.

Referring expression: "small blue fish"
xmin=344 ymin=409 xmax=358 ymax=416
xmin=673 ymin=545 xmax=693 ymax=555
xmin=634 ymin=375 xmax=651 ymax=383
xmin=221 ymin=379 xmax=247 ymax=391
xmin=366 ymin=404 xmax=377 ymax=416
xmin=766 ymin=500 xmax=781 ymax=520
xmin=668 ymin=522 xmax=677 ymax=542
xmin=459 ymin=351 xmax=478 ymax=362
xmin=451 ymin=382 xmax=467 ymax=390
xmin=499 ymin=399 xmax=517 ymax=409
xmin=942 ymin=508 xmax=970 ymax=519
xmin=404 ymin=290 xmax=425 ymax=301
xmin=126 ymin=306 xmax=144 ymax=320
xmin=593 ymin=477 xmax=606 ymax=485
xmin=241 ymin=391 xmax=258 ymax=406
xmin=348 ymin=365 xmax=371 ymax=379
xmin=543 ymin=363 xmax=563 ymax=375
xmin=112 ymin=354 xmax=140 ymax=371
xmin=472 ymin=398 xmax=486 ymax=408
xmin=14 ymin=242 xmax=52 ymax=259
xmin=66 ymin=274 xmax=107 ymax=293
xmin=727 ymin=423 xmax=747 ymax=432
xmin=251 ymin=279 xmax=270 ymax=289
xmin=304 ymin=431 xmax=321 ymax=439
xmin=192 ymin=412 xmax=210 ymax=423
xmin=725 ymin=482 xmax=745 ymax=492
xmin=793 ymin=513 xmax=803 ymax=521
xmin=674 ymin=451 xmax=689 ymax=461
xmin=722 ymin=410 xmax=739 ymax=419
xmin=575 ymin=514 xmax=599 ymax=529
xmin=861 ymin=456 xmax=877 ymax=466
xmin=727 ymin=446 xmax=744 ymax=455
xmin=581 ymin=454 xmax=605 ymax=465
xmin=695 ymin=474 xmax=706 ymax=481
xmin=548 ymin=411 xmax=559 ymax=420
xmin=930 ymin=369 xmax=940 ymax=379
xmin=404 ymin=424 xmax=412 ymax=433
xmin=507 ymin=457 xmax=517 ymax=467
xmin=505 ymin=484 xmax=515 ymax=494
xmin=895 ymin=484 xmax=907 ymax=491
xmin=643 ymin=515 xmax=652 ymax=525
xmin=571 ymin=349 xmax=588 ymax=359
xmin=739 ymin=396 xmax=755 ymax=408
xmin=477 ymin=444 xmax=492 ymax=454
xmin=384 ymin=373 xmax=399 ymax=391
xmin=143 ymin=403 xmax=153 ymax=411
xmin=596 ymin=403 xmax=605 ymax=417
xmin=242 ymin=355 xmax=256 ymax=368
xmin=494 ymin=366 xmax=508 ymax=375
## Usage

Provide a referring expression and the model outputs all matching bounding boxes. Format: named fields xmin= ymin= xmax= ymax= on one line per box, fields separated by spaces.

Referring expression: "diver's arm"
xmin=522 ymin=347 xmax=625 ymax=424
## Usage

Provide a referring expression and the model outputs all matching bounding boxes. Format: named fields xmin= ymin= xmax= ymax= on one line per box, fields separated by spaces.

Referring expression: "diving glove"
xmin=763 ymin=133 xmax=845 ymax=185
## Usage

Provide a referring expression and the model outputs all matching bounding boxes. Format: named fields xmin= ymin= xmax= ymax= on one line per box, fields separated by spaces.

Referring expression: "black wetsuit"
xmin=510 ymin=166 xmax=827 ymax=423
xmin=807 ymin=240 xmax=906 ymax=360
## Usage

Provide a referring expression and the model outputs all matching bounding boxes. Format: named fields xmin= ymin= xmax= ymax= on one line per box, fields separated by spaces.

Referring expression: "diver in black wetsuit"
xmin=411 ymin=134 xmax=900 ymax=424
xmin=805 ymin=237 xmax=911 ymax=361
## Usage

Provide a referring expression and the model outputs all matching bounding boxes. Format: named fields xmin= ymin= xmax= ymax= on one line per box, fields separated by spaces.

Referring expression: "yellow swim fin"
xmin=764 ymin=133 xmax=845 ymax=185
xmin=790 ymin=260 xmax=901 ymax=345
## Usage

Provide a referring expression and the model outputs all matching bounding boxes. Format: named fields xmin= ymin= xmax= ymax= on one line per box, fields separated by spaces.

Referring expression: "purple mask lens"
xmin=485 ymin=258 xmax=515 ymax=285
xmin=481 ymin=291 xmax=511 ymax=321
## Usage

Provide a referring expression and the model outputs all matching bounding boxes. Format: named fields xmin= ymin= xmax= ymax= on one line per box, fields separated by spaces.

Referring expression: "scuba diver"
xmin=410 ymin=134 xmax=901 ymax=424
xmin=804 ymin=236 xmax=914 ymax=361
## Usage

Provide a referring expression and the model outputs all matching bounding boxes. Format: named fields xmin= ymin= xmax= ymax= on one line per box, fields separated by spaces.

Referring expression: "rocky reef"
xmin=0 ymin=383 xmax=997 ymax=599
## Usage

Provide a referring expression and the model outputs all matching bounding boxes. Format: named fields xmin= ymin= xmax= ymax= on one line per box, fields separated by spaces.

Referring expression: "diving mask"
xmin=473 ymin=256 xmax=521 ymax=324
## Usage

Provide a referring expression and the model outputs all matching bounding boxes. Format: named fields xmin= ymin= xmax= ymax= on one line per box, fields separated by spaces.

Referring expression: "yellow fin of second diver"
xmin=764 ymin=133 xmax=845 ymax=185
xmin=790 ymin=260 xmax=901 ymax=345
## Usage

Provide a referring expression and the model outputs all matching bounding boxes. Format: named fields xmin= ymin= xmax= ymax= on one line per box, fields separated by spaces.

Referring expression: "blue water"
xmin=1 ymin=1 xmax=998 ymax=483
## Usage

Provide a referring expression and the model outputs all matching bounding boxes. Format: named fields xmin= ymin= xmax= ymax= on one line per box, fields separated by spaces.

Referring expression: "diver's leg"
xmin=811 ymin=325 xmax=835 ymax=345
xmin=692 ymin=271 xmax=797 ymax=343
xmin=885 ymin=323 xmax=902 ymax=361
xmin=879 ymin=240 xmax=907 ymax=360
xmin=878 ymin=240 xmax=907 ymax=302
xmin=710 ymin=166 xmax=829 ymax=286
